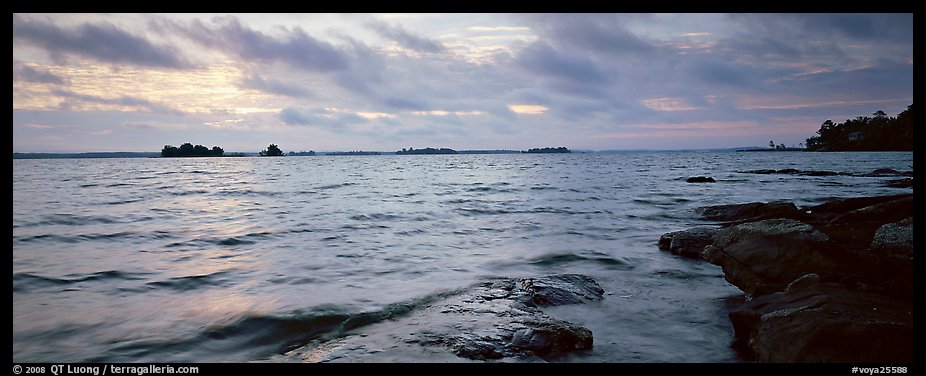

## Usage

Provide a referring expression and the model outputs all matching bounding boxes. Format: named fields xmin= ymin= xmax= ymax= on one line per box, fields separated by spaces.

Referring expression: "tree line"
xmin=805 ymin=105 xmax=913 ymax=151
xmin=161 ymin=143 xmax=224 ymax=157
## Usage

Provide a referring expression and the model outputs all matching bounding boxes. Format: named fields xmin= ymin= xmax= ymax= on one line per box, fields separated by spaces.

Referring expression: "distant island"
xmin=805 ymin=105 xmax=913 ymax=151
xmin=288 ymin=150 xmax=317 ymax=156
xmin=457 ymin=150 xmax=521 ymax=154
xmin=396 ymin=147 xmax=458 ymax=155
xmin=161 ymin=143 xmax=224 ymax=157
xmin=260 ymin=144 xmax=285 ymax=157
xmin=523 ymin=147 xmax=571 ymax=154
xmin=324 ymin=151 xmax=381 ymax=156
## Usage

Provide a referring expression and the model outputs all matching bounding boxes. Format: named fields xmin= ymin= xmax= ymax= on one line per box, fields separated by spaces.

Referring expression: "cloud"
xmin=641 ymin=98 xmax=698 ymax=112
xmin=239 ymin=74 xmax=313 ymax=98
xmin=50 ymin=88 xmax=185 ymax=115
xmin=366 ymin=20 xmax=446 ymax=53
xmin=279 ymin=107 xmax=366 ymax=129
xmin=14 ymin=64 xmax=67 ymax=84
xmin=733 ymin=14 xmax=913 ymax=44
xmin=517 ymin=41 xmax=608 ymax=85
xmin=467 ymin=26 xmax=531 ymax=32
xmin=165 ymin=15 xmax=349 ymax=73
xmin=507 ymin=104 xmax=548 ymax=115
xmin=13 ymin=14 xmax=191 ymax=69
xmin=520 ymin=14 xmax=656 ymax=55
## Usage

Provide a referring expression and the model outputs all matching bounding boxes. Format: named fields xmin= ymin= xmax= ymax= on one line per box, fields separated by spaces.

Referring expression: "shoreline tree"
xmin=805 ymin=105 xmax=913 ymax=151
xmin=161 ymin=143 xmax=224 ymax=157
xmin=260 ymin=144 xmax=285 ymax=156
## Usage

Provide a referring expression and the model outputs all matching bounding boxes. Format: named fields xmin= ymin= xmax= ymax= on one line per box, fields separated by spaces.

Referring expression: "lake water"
xmin=12 ymin=151 xmax=913 ymax=362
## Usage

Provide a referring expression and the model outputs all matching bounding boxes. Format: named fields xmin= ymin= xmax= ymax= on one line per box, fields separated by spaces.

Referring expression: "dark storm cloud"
xmin=13 ymin=15 xmax=191 ymax=69
xmin=158 ymin=15 xmax=349 ymax=73
xmin=239 ymin=74 xmax=313 ymax=98
xmin=51 ymin=89 xmax=184 ymax=116
xmin=14 ymin=64 xmax=67 ymax=84
xmin=365 ymin=21 xmax=446 ymax=53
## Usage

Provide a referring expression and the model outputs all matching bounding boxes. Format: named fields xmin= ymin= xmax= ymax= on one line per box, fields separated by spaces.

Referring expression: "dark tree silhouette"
xmin=523 ymin=147 xmax=571 ymax=153
xmin=805 ymin=105 xmax=913 ymax=151
xmin=260 ymin=144 xmax=285 ymax=156
xmin=162 ymin=143 xmax=225 ymax=157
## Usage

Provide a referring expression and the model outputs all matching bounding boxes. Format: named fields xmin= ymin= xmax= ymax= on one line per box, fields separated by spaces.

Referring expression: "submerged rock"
xmin=285 ymin=274 xmax=604 ymax=362
xmin=686 ymin=176 xmax=716 ymax=183
xmin=729 ymin=280 xmax=913 ymax=362
xmin=884 ymin=177 xmax=913 ymax=188
xmin=658 ymin=227 xmax=721 ymax=259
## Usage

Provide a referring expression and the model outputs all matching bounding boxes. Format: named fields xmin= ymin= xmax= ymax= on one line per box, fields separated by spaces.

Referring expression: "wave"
xmin=13 ymin=270 xmax=147 ymax=292
xmin=18 ymin=214 xmax=120 ymax=227
xmin=349 ymin=213 xmax=405 ymax=222
xmin=102 ymin=289 xmax=462 ymax=362
xmin=14 ymin=232 xmax=139 ymax=243
xmin=145 ymin=271 xmax=231 ymax=292
xmin=528 ymin=251 xmax=634 ymax=270
xmin=317 ymin=182 xmax=356 ymax=190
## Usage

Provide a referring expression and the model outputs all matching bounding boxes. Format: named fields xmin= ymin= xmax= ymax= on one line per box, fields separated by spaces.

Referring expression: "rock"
xmin=803 ymin=194 xmax=911 ymax=220
xmin=285 ymin=274 xmax=603 ymax=362
xmin=658 ymin=227 xmax=722 ymax=259
xmin=702 ymin=218 xmax=834 ymax=298
xmin=805 ymin=170 xmax=839 ymax=176
xmin=696 ymin=201 xmax=800 ymax=223
xmin=870 ymin=217 xmax=913 ymax=257
xmin=777 ymin=168 xmax=800 ymax=174
xmin=884 ymin=177 xmax=913 ymax=188
xmin=744 ymin=169 xmax=777 ymax=174
xmin=673 ymin=194 xmax=914 ymax=362
xmin=866 ymin=217 xmax=914 ymax=300
xmin=686 ymin=176 xmax=716 ymax=183
xmin=510 ymin=320 xmax=594 ymax=356
xmin=518 ymin=274 xmax=605 ymax=306
xmin=818 ymin=195 xmax=913 ymax=250
xmin=784 ymin=273 xmax=820 ymax=293
xmin=864 ymin=168 xmax=908 ymax=177
xmin=729 ymin=281 xmax=913 ymax=362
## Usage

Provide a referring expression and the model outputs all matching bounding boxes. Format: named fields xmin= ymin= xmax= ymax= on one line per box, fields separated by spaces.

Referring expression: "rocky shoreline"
xmin=659 ymin=193 xmax=913 ymax=362
xmin=284 ymin=274 xmax=605 ymax=362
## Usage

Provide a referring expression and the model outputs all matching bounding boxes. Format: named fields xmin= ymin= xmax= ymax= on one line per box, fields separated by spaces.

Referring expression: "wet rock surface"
xmin=686 ymin=176 xmax=716 ymax=183
xmin=702 ymin=219 xmax=834 ymax=298
xmin=695 ymin=201 xmax=800 ymax=223
xmin=284 ymin=274 xmax=604 ymax=362
xmin=729 ymin=281 xmax=913 ymax=363
xmin=658 ymin=227 xmax=722 ymax=259
xmin=661 ymin=193 xmax=914 ymax=362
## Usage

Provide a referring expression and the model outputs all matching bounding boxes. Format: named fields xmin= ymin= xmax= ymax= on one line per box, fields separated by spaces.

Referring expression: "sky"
xmin=13 ymin=13 xmax=913 ymax=153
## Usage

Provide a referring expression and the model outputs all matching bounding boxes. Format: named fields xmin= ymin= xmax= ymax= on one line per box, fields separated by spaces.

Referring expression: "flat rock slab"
xmin=283 ymin=274 xmax=604 ymax=362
